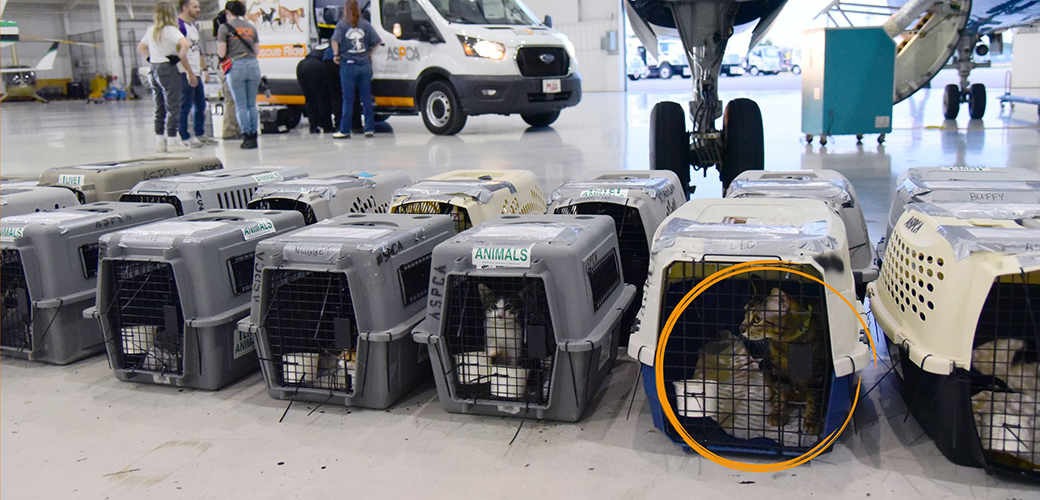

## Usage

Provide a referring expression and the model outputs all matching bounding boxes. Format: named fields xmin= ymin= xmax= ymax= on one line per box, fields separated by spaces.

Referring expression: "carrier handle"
xmin=35 ymin=289 xmax=96 ymax=309
xmin=699 ymin=253 xmax=784 ymax=262
xmin=358 ymin=310 xmax=425 ymax=343
xmin=186 ymin=303 xmax=251 ymax=328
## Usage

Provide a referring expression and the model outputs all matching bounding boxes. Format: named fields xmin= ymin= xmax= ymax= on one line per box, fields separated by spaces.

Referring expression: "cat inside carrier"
xmin=414 ymin=215 xmax=636 ymax=422
xmin=239 ymin=214 xmax=455 ymax=409
xmin=390 ymin=170 xmax=547 ymax=233
xmin=869 ymin=203 xmax=1040 ymax=477
xmin=547 ymin=170 xmax=686 ymax=346
xmin=246 ymin=171 xmax=411 ymax=225
xmin=630 ymin=198 xmax=871 ymax=455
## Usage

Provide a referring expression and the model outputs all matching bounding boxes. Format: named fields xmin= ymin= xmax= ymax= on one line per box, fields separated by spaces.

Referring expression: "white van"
xmin=744 ymin=45 xmax=782 ymax=76
xmin=253 ymin=0 xmax=581 ymax=135
xmin=648 ymin=39 xmax=689 ymax=80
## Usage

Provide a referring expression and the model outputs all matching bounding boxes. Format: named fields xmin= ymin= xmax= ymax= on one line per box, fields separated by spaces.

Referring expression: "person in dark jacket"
xmin=297 ymin=46 xmax=335 ymax=133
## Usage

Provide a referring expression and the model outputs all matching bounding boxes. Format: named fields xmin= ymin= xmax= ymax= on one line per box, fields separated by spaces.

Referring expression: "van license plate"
xmin=543 ymin=79 xmax=561 ymax=94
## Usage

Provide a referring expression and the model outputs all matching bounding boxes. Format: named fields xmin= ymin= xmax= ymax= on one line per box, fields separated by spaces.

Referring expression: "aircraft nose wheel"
xmin=649 ymin=101 xmax=690 ymax=198
xmin=943 ymin=84 xmax=961 ymax=120
xmin=720 ymin=98 xmax=765 ymax=189
xmin=968 ymin=83 xmax=987 ymax=120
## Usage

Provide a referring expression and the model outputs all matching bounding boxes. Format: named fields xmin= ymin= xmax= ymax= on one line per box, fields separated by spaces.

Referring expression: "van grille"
xmin=516 ymin=47 xmax=568 ymax=78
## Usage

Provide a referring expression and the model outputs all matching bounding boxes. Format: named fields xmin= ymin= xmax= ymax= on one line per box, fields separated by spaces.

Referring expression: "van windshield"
xmin=428 ymin=0 xmax=538 ymax=26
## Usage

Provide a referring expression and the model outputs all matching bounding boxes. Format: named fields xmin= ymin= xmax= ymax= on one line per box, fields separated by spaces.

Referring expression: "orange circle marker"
xmin=653 ymin=260 xmax=877 ymax=472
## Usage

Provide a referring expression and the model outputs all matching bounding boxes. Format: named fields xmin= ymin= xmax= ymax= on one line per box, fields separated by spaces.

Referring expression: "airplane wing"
xmin=749 ymin=0 xmax=789 ymax=50
xmin=0 ymin=42 xmax=58 ymax=74
xmin=624 ymin=0 xmax=660 ymax=61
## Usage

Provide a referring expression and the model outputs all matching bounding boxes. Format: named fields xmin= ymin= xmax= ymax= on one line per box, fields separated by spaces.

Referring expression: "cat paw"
xmin=803 ymin=420 xmax=821 ymax=435
xmin=768 ymin=411 xmax=789 ymax=428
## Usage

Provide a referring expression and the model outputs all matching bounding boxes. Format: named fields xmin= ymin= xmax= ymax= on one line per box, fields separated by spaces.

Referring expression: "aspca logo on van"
xmin=386 ymin=46 xmax=420 ymax=61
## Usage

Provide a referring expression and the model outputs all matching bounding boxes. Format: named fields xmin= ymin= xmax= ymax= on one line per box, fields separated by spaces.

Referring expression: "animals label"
xmin=472 ymin=246 xmax=534 ymax=269
xmin=0 ymin=226 xmax=25 ymax=241
xmin=241 ymin=218 xmax=276 ymax=241
xmin=251 ymin=172 xmax=284 ymax=185
xmin=233 ymin=329 xmax=255 ymax=359
xmin=57 ymin=174 xmax=85 ymax=187
xmin=941 ymin=166 xmax=991 ymax=171
xmin=579 ymin=188 xmax=628 ymax=199
xmin=296 ymin=226 xmax=394 ymax=240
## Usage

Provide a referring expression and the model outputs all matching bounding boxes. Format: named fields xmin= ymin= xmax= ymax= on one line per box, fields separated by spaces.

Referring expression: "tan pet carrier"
xmin=38 ymin=157 xmax=224 ymax=203
xmin=389 ymin=170 xmax=546 ymax=233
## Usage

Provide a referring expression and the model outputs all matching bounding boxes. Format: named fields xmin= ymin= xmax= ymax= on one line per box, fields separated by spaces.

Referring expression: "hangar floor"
xmin=2 ymin=86 xmax=1039 ymax=499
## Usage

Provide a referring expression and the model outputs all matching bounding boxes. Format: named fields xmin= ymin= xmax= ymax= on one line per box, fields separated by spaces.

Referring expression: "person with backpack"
xmin=217 ymin=0 xmax=261 ymax=149
xmin=138 ymin=1 xmax=198 ymax=153
xmin=177 ymin=0 xmax=217 ymax=148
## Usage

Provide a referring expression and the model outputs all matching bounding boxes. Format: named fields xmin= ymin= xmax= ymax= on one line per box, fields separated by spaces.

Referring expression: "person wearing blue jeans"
xmin=226 ymin=58 xmax=261 ymax=142
xmin=331 ymin=0 xmax=381 ymax=139
xmin=217 ymin=0 xmax=261 ymax=149
xmin=177 ymin=0 xmax=216 ymax=147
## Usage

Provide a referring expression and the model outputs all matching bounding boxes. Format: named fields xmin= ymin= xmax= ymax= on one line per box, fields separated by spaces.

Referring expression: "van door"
xmin=371 ymin=0 xmax=437 ymax=110
xmin=251 ymin=0 xmax=310 ymax=105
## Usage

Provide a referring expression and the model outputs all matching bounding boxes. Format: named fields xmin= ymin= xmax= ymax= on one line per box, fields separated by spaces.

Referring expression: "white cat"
xmin=478 ymin=283 xmax=525 ymax=367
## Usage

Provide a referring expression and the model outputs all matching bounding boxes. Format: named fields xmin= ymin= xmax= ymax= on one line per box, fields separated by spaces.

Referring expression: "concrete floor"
xmin=2 ymin=84 xmax=1040 ymax=499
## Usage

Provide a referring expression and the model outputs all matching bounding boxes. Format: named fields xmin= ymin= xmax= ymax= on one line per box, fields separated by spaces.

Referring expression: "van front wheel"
xmin=521 ymin=111 xmax=560 ymax=128
xmin=421 ymin=81 xmax=467 ymax=135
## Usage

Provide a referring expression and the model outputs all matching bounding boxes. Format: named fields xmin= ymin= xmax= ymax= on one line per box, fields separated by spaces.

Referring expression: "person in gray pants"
xmin=138 ymin=1 xmax=199 ymax=153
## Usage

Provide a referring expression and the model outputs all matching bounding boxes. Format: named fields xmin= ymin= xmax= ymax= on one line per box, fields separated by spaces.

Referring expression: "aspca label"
xmin=240 ymin=218 xmax=276 ymax=241
xmin=472 ymin=245 xmax=533 ymax=269
xmin=58 ymin=174 xmax=85 ymax=187
xmin=386 ymin=46 xmax=420 ymax=61
xmin=941 ymin=166 xmax=991 ymax=172
xmin=252 ymin=172 xmax=284 ymax=185
xmin=233 ymin=329 xmax=255 ymax=359
xmin=257 ymin=45 xmax=307 ymax=58
xmin=579 ymin=188 xmax=628 ymax=199
xmin=904 ymin=216 xmax=924 ymax=234
xmin=0 ymin=226 xmax=25 ymax=241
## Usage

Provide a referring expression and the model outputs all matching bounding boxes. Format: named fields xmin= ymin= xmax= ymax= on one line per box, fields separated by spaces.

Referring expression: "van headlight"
xmin=458 ymin=36 xmax=506 ymax=60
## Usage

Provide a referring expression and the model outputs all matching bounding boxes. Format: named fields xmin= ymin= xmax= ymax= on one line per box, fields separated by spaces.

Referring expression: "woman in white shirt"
xmin=138 ymin=1 xmax=198 ymax=153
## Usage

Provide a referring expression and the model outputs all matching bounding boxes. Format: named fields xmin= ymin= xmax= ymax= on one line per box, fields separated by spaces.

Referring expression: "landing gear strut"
xmin=942 ymin=35 xmax=988 ymax=121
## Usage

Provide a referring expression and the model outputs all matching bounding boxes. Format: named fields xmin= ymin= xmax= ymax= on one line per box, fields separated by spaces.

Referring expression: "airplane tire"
xmin=968 ymin=83 xmax=986 ymax=120
xmin=720 ymin=98 xmax=764 ymax=190
xmin=943 ymin=84 xmax=961 ymax=120
xmin=650 ymin=101 xmax=690 ymax=198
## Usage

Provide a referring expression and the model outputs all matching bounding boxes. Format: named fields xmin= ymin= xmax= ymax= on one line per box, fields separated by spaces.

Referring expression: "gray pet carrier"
xmin=726 ymin=170 xmax=878 ymax=298
xmin=237 ymin=213 xmax=455 ymax=409
xmin=1 ymin=202 xmax=177 ymax=364
xmin=413 ymin=215 xmax=637 ymax=422
xmin=883 ymin=166 xmax=1040 ymax=254
xmin=88 ymin=209 xmax=306 ymax=390
xmin=1 ymin=182 xmax=81 ymax=217
xmin=38 ymin=157 xmax=224 ymax=203
xmin=246 ymin=171 xmax=411 ymax=224
xmin=547 ymin=170 xmax=686 ymax=346
xmin=120 ymin=166 xmax=308 ymax=216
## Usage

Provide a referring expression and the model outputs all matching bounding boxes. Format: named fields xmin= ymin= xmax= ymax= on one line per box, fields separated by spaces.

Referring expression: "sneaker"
xmin=240 ymin=132 xmax=258 ymax=150
xmin=364 ymin=131 xmax=374 ymax=138
xmin=166 ymin=138 xmax=190 ymax=153
xmin=182 ymin=137 xmax=204 ymax=149
xmin=155 ymin=135 xmax=167 ymax=153
xmin=332 ymin=132 xmax=351 ymax=139
xmin=197 ymin=135 xmax=219 ymax=145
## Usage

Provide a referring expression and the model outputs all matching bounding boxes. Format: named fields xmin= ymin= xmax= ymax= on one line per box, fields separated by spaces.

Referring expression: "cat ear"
xmin=770 ymin=288 xmax=789 ymax=308
xmin=478 ymin=283 xmax=494 ymax=306
xmin=749 ymin=275 xmax=766 ymax=296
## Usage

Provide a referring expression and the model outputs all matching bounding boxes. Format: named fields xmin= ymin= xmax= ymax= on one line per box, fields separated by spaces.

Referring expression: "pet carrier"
xmin=246 ymin=171 xmax=411 ymax=224
xmin=547 ymin=170 xmax=686 ymax=347
xmin=726 ymin=170 xmax=878 ymax=299
xmin=237 ymin=213 xmax=455 ymax=409
xmin=390 ymin=170 xmax=547 ymax=233
xmin=38 ymin=157 xmax=224 ymax=203
xmin=120 ymin=166 xmax=309 ymax=216
xmin=413 ymin=214 xmax=637 ymax=422
xmin=867 ymin=202 xmax=1040 ymax=477
xmin=628 ymin=198 xmax=872 ymax=456
xmin=1 ymin=182 xmax=81 ymax=217
xmin=883 ymin=167 xmax=1040 ymax=255
xmin=1 ymin=202 xmax=177 ymax=364
xmin=88 ymin=209 xmax=306 ymax=390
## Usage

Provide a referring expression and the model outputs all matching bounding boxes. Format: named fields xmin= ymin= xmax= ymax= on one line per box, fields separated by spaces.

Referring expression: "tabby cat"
xmin=739 ymin=287 xmax=826 ymax=434
xmin=478 ymin=283 xmax=526 ymax=367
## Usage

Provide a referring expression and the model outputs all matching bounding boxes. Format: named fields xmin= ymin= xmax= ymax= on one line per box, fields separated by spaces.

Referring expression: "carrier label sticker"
xmin=471 ymin=225 xmax=565 ymax=242
xmin=284 ymin=242 xmax=341 ymax=263
xmin=472 ymin=245 xmax=533 ymax=269
xmin=941 ymin=166 xmax=991 ymax=171
xmin=119 ymin=221 xmax=227 ymax=248
xmin=241 ymin=218 xmax=276 ymax=240
xmin=57 ymin=174 xmax=85 ymax=187
xmin=0 ymin=226 xmax=25 ymax=241
xmin=297 ymin=226 xmax=394 ymax=240
xmin=251 ymin=172 xmax=285 ymax=185
xmin=233 ymin=329 xmax=255 ymax=359
xmin=579 ymin=188 xmax=628 ymax=199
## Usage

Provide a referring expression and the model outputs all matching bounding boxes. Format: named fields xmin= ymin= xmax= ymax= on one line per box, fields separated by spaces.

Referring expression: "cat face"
xmin=740 ymin=287 xmax=792 ymax=341
xmin=478 ymin=283 xmax=524 ymax=321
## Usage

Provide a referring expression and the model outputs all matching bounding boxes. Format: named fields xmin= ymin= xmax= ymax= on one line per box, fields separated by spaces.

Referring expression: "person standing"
xmin=322 ymin=45 xmax=343 ymax=132
xmin=217 ymin=0 xmax=261 ymax=149
xmin=297 ymin=45 xmax=334 ymax=133
xmin=213 ymin=11 xmax=241 ymax=139
xmin=177 ymin=0 xmax=217 ymax=148
xmin=139 ymin=1 xmax=198 ymax=153
xmin=331 ymin=0 xmax=381 ymax=139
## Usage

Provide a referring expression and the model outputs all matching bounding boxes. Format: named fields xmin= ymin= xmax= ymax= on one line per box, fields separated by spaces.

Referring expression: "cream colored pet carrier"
xmin=390 ymin=170 xmax=546 ymax=233
xmin=629 ymin=198 xmax=871 ymax=455
xmin=868 ymin=203 xmax=1040 ymax=477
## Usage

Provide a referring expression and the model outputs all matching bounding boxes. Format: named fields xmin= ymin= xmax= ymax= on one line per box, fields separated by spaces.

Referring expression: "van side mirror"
xmin=543 ymin=15 xmax=553 ymax=28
